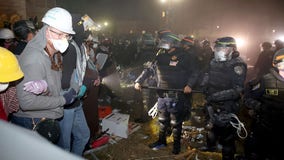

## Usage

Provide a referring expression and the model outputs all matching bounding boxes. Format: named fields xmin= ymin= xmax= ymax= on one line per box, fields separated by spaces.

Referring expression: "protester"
xmin=58 ymin=14 xmax=99 ymax=156
xmin=0 ymin=28 xmax=17 ymax=51
xmin=10 ymin=7 xmax=77 ymax=144
xmin=12 ymin=19 xmax=36 ymax=55
xmin=0 ymin=47 xmax=24 ymax=121
xmin=0 ymin=47 xmax=83 ymax=160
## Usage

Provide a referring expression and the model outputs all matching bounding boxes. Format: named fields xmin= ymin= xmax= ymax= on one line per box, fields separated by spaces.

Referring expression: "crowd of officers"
xmin=134 ymin=29 xmax=284 ymax=160
xmin=1 ymin=7 xmax=284 ymax=160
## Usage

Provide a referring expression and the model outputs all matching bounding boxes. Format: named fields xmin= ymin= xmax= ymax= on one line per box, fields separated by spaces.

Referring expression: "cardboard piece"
xmin=102 ymin=113 xmax=130 ymax=138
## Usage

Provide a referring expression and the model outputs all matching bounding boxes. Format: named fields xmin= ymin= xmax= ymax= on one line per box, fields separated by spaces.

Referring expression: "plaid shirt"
xmin=0 ymin=86 xmax=19 ymax=115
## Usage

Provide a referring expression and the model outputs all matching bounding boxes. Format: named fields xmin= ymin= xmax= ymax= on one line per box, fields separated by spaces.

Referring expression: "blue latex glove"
xmin=77 ymin=85 xmax=87 ymax=99
xmin=23 ymin=80 xmax=48 ymax=95
xmin=63 ymin=88 xmax=76 ymax=105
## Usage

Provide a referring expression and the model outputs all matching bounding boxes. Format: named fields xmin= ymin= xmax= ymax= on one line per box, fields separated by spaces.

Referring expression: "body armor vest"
xmin=207 ymin=57 xmax=246 ymax=95
xmin=262 ymin=72 xmax=284 ymax=103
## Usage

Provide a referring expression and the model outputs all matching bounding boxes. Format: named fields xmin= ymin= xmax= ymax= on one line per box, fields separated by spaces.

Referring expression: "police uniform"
xmin=204 ymin=53 xmax=247 ymax=159
xmin=244 ymin=68 xmax=284 ymax=160
xmin=135 ymin=47 xmax=199 ymax=154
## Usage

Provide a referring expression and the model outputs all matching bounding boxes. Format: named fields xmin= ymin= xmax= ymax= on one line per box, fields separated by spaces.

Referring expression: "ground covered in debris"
xmin=83 ymin=90 xmax=228 ymax=160
xmin=83 ymin=51 xmax=247 ymax=160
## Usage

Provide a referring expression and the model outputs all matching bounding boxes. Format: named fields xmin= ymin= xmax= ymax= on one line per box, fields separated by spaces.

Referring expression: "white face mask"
xmin=0 ymin=83 xmax=9 ymax=92
xmin=51 ymin=38 xmax=69 ymax=53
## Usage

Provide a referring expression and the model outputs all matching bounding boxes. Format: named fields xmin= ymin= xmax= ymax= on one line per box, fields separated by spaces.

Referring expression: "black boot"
xmin=148 ymin=140 xmax=167 ymax=150
xmin=172 ymin=140 xmax=181 ymax=154
xmin=149 ymin=132 xmax=167 ymax=150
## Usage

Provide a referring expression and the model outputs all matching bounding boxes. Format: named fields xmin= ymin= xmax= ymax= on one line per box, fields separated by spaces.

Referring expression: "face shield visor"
xmin=275 ymin=61 xmax=284 ymax=78
xmin=214 ymin=46 xmax=233 ymax=62
xmin=157 ymin=39 xmax=171 ymax=50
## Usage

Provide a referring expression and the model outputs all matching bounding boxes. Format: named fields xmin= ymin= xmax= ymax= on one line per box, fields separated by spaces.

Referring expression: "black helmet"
xmin=157 ymin=33 xmax=180 ymax=49
xmin=274 ymin=39 xmax=284 ymax=50
xmin=214 ymin=36 xmax=237 ymax=48
xmin=12 ymin=20 xmax=35 ymax=40
xmin=273 ymin=48 xmax=284 ymax=67
xmin=214 ymin=36 xmax=236 ymax=62
xmin=181 ymin=36 xmax=194 ymax=46
xmin=157 ymin=29 xmax=172 ymax=39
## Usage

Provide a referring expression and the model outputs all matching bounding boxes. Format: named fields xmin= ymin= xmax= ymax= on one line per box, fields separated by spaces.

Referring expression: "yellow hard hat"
xmin=0 ymin=47 xmax=24 ymax=83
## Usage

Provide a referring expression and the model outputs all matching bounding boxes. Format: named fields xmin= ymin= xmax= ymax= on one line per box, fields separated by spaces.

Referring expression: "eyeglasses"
xmin=49 ymin=28 xmax=72 ymax=40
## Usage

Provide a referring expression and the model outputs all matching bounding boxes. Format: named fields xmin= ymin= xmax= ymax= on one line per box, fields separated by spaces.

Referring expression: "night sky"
xmin=56 ymin=0 xmax=284 ymax=32
xmin=57 ymin=0 xmax=284 ymax=60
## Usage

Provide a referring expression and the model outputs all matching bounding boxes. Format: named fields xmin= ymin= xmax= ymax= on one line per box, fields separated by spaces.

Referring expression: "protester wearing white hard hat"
xmin=11 ymin=7 xmax=77 ymax=144
xmin=0 ymin=28 xmax=16 ymax=51
xmin=42 ymin=7 xmax=75 ymax=34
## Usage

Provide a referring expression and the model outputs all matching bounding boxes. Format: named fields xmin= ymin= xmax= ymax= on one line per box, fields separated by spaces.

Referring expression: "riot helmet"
xmin=157 ymin=29 xmax=172 ymax=39
xmin=273 ymin=48 xmax=284 ymax=68
xmin=213 ymin=36 xmax=236 ymax=62
xmin=274 ymin=39 xmax=284 ymax=51
xmin=273 ymin=48 xmax=284 ymax=78
xmin=157 ymin=33 xmax=180 ymax=50
xmin=181 ymin=36 xmax=194 ymax=46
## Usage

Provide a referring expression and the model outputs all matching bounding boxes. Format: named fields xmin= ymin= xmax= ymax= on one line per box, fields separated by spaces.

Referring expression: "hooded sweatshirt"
xmin=14 ymin=25 xmax=66 ymax=119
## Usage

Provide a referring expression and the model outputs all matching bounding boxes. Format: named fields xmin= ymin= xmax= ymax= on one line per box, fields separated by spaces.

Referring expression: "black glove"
xmin=63 ymin=88 xmax=76 ymax=105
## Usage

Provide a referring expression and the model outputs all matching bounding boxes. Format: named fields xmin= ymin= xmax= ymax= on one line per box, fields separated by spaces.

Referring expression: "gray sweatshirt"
xmin=14 ymin=25 xmax=66 ymax=119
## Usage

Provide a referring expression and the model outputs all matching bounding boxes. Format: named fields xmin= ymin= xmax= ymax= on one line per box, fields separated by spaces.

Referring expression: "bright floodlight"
xmin=278 ymin=35 xmax=284 ymax=42
xmin=235 ymin=37 xmax=245 ymax=48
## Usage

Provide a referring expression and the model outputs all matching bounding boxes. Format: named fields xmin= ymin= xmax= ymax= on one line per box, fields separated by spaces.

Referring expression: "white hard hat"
xmin=0 ymin=28 xmax=15 ymax=39
xmin=42 ymin=7 xmax=75 ymax=34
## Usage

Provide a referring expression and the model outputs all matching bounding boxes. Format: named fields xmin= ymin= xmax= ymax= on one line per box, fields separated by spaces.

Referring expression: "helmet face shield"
xmin=214 ymin=46 xmax=233 ymax=61
xmin=276 ymin=61 xmax=284 ymax=71
xmin=157 ymin=39 xmax=171 ymax=50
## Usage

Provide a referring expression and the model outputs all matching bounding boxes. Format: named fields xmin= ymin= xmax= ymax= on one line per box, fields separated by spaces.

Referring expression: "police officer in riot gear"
xmin=200 ymin=37 xmax=247 ymax=160
xmin=244 ymin=48 xmax=284 ymax=160
xmin=134 ymin=33 xmax=199 ymax=154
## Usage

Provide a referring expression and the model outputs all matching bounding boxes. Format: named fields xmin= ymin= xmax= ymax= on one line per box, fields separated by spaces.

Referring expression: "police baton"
xmin=140 ymin=86 xmax=203 ymax=93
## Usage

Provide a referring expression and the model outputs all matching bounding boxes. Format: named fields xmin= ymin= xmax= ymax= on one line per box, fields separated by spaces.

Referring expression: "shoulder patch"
xmin=234 ymin=65 xmax=244 ymax=75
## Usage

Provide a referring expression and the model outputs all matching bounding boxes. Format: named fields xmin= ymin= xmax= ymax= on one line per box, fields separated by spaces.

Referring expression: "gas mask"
xmin=0 ymin=83 xmax=9 ymax=92
xmin=50 ymin=38 xmax=69 ymax=53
